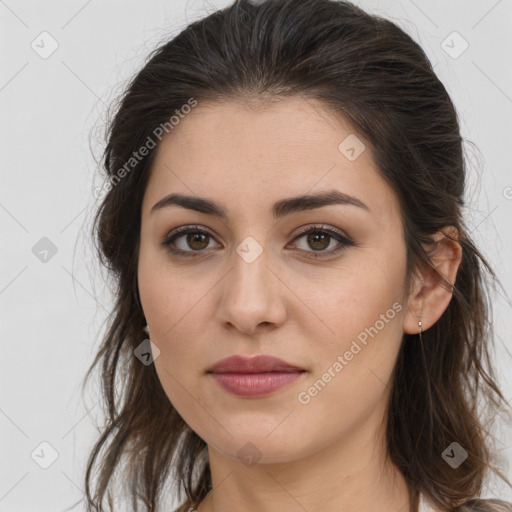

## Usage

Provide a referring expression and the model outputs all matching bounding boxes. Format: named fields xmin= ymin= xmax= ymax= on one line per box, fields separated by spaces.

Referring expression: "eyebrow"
xmin=150 ymin=189 xmax=370 ymax=219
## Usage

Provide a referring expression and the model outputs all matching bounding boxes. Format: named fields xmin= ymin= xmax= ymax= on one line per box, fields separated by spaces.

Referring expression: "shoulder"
xmin=421 ymin=495 xmax=512 ymax=512
xmin=454 ymin=499 xmax=512 ymax=512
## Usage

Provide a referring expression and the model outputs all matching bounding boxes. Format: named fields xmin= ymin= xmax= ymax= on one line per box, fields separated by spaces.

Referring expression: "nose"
xmin=216 ymin=245 xmax=287 ymax=336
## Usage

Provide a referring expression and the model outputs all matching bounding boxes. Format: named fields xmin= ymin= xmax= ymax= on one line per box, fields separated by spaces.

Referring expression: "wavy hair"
xmin=80 ymin=0 xmax=512 ymax=511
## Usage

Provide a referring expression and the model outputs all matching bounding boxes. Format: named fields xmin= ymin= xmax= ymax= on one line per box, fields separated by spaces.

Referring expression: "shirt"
xmin=418 ymin=494 xmax=437 ymax=512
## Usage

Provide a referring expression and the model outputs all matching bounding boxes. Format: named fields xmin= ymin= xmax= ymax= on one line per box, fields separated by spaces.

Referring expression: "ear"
xmin=403 ymin=226 xmax=462 ymax=335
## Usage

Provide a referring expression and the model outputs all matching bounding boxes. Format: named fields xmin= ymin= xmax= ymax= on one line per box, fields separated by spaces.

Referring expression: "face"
xmin=138 ymin=97 xmax=409 ymax=464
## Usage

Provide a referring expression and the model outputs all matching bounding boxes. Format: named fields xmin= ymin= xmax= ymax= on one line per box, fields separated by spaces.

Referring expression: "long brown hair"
xmin=80 ymin=0 xmax=512 ymax=510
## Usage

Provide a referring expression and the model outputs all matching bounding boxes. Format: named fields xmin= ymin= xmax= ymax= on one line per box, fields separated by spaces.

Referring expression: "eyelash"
xmin=161 ymin=224 xmax=355 ymax=260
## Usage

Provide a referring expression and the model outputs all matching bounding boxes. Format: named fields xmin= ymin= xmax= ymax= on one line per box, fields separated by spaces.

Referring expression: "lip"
xmin=209 ymin=372 xmax=305 ymax=397
xmin=207 ymin=355 xmax=306 ymax=398
xmin=207 ymin=355 xmax=305 ymax=374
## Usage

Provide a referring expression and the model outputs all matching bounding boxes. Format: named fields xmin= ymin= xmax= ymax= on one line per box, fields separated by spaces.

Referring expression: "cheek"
xmin=295 ymin=278 xmax=405 ymax=433
xmin=299 ymin=252 xmax=406 ymax=349
xmin=294 ymin=262 xmax=407 ymax=416
xmin=138 ymin=253 xmax=214 ymax=402
xmin=139 ymin=275 xmax=209 ymax=379
xmin=138 ymin=248 xmax=208 ymax=334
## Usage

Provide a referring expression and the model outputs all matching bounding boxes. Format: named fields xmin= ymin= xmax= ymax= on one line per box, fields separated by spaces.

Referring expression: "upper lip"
xmin=207 ymin=355 xmax=305 ymax=374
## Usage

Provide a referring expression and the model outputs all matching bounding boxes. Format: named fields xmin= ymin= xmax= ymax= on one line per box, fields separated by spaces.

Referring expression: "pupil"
xmin=188 ymin=233 xmax=207 ymax=250
xmin=309 ymin=232 xmax=328 ymax=251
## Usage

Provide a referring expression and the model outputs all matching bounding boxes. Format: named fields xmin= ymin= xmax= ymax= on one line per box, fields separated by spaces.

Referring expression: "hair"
xmin=79 ymin=0 xmax=512 ymax=511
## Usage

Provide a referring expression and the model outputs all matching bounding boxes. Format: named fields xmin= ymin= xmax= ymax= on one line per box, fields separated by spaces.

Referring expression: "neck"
xmin=195 ymin=409 xmax=411 ymax=512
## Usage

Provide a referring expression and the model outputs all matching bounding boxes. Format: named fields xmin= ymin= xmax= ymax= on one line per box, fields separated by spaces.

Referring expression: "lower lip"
xmin=209 ymin=371 xmax=305 ymax=397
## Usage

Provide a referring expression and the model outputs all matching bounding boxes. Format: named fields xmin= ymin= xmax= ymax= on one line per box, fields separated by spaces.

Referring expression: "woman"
xmin=82 ymin=0 xmax=512 ymax=511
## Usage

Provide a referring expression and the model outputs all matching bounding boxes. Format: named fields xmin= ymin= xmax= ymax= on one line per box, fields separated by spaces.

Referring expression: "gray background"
xmin=1 ymin=0 xmax=511 ymax=510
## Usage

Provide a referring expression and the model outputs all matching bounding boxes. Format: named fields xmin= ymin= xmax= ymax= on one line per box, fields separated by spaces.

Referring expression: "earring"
xmin=418 ymin=320 xmax=423 ymax=342
xmin=143 ymin=325 xmax=149 ymax=336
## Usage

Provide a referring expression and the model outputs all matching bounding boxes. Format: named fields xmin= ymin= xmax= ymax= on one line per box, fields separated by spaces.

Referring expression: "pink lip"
xmin=208 ymin=355 xmax=304 ymax=373
xmin=207 ymin=355 xmax=306 ymax=397
xmin=210 ymin=372 xmax=305 ymax=397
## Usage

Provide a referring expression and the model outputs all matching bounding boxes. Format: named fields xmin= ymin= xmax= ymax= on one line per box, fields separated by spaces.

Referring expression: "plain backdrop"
xmin=1 ymin=0 xmax=511 ymax=510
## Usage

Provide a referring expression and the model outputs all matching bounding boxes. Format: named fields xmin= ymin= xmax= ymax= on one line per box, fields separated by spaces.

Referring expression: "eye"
xmin=161 ymin=225 xmax=220 ymax=257
xmin=161 ymin=224 xmax=355 ymax=259
xmin=288 ymin=224 xmax=354 ymax=259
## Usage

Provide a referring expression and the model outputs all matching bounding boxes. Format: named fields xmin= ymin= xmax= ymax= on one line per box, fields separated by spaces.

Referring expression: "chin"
xmin=204 ymin=430 xmax=311 ymax=465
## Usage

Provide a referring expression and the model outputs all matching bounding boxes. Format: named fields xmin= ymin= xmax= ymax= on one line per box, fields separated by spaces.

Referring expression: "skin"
xmin=137 ymin=96 xmax=462 ymax=512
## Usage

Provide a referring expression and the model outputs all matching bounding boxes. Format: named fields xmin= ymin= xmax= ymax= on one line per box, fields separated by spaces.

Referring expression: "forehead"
xmin=142 ymin=97 xmax=400 ymax=223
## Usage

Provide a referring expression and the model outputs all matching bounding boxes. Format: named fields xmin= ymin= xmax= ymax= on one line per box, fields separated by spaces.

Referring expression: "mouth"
xmin=207 ymin=354 xmax=305 ymax=374
xmin=207 ymin=369 xmax=307 ymax=398
xmin=206 ymin=354 xmax=307 ymax=397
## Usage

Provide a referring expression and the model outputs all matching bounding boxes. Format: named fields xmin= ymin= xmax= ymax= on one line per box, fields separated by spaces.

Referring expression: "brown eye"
xmin=306 ymin=231 xmax=331 ymax=251
xmin=185 ymin=232 xmax=210 ymax=251
xmin=161 ymin=225 xmax=220 ymax=257
xmin=290 ymin=225 xmax=354 ymax=259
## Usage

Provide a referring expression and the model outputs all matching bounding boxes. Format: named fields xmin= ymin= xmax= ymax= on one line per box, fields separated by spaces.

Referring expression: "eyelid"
xmin=287 ymin=224 xmax=354 ymax=258
xmin=291 ymin=223 xmax=351 ymax=242
xmin=160 ymin=224 xmax=219 ymax=250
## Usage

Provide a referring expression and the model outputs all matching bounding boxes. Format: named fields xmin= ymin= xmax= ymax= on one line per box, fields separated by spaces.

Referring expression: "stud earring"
xmin=143 ymin=325 xmax=149 ymax=335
